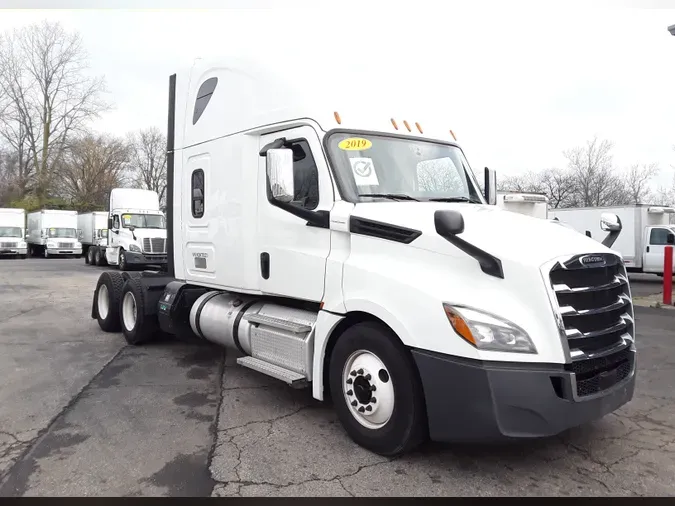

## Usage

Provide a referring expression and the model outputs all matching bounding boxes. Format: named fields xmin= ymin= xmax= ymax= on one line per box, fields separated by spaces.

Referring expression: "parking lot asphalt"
xmin=0 ymin=258 xmax=673 ymax=497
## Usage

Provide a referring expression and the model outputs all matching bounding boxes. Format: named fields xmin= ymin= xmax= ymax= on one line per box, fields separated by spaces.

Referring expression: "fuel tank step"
xmin=236 ymin=356 xmax=308 ymax=388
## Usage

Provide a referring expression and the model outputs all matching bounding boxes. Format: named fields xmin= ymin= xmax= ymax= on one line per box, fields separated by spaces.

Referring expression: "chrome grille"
xmin=549 ymin=252 xmax=634 ymax=360
xmin=57 ymin=242 xmax=73 ymax=248
xmin=142 ymin=237 xmax=166 ymax=254
xmin=0 ymin=242 xmax=17 ymax=248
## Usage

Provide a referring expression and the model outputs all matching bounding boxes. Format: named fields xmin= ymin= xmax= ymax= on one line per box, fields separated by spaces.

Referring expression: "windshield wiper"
xmin=428 ymin=196 xmax=482 ymax=203
xmin=359 ymin=193 xmax=419 ymax=201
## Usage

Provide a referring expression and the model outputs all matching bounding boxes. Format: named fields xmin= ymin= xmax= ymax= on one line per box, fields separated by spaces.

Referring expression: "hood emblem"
xmin=580 ymin=254 xmax=606 ymax=268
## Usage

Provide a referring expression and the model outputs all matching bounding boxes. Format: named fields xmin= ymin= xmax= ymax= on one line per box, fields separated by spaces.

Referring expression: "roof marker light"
xmin=449 ymin=129 xmax=457 ymax=141
xmin=391 ymin=118 xmax=399 ymax=130
xmin=415 ymin=122 xmax=423 ymax=134
xmin=403 ymin=120 xmax=411 ymax=132
xmin=334 ymin=111 xmax=342 ymax=124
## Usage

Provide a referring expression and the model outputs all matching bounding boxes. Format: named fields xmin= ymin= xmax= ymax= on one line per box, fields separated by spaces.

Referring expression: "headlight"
xmin=443 ymin=303 xmax=537 ymax=353
xmin=19 ymin=242 xmax=26 ymax=248
xmin=129 ymin=244 xmax=141 ymax=253
xmin=75 ymin=242 xmax=81 ymax=248
xmin=47 ymin=242 xmax=56 ymax=248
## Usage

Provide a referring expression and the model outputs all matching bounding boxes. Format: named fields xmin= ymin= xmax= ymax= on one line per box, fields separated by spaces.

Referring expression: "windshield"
xmin=325 ymin=132 xmax=484 ymax=203
xmin=121 ymin=213 xmax=165 ymax=229
xmin=47 ymin=228 xmax=76 ymax=238
xmin=0 ymin=227 xmax=21 ymax=237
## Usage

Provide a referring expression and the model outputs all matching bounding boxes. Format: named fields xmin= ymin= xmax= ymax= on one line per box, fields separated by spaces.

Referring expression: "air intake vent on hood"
xmin=349 ymin=216 xmax=422 ymax=244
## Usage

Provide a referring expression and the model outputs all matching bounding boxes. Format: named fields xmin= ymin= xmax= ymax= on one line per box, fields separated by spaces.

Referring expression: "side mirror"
xmin=600 ymin=213 xmax=622 ymax=232
xmin=129 ymin=225 xmax=136 ymax=232
xmin=108 ymin=217 xmax=113 ymax=230
xmin=434 ymin=209 xmax=465 ymax=236
xmin=484 ymin=167 xmax=497 ymax=205
xmin=266 ymin=148 xmax=294 ymax=203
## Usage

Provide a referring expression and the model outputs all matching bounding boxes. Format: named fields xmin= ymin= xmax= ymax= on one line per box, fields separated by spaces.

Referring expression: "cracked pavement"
xmin=0 ymin=258 xmax=674 ymax=496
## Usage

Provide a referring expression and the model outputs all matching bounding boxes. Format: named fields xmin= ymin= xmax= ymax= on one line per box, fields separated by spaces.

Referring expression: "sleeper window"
xmin=192 ymin=169 xmax=205 ymax=218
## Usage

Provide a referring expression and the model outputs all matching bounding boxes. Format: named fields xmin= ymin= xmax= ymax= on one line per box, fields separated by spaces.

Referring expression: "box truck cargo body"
xmin=78 ymin=211 xmax=109 ymax=265
xmin=0 ymin=208 xmax=27 ymax=258
xmin=549 ymin=205 xmax=675 ymax=275
xmin=26 ymin=209 xmax=82 ymax=258
xmin=88 ymin=58 xmax=636 ymax=456
xmin=496 ymin=191 xmax=549 ymax=219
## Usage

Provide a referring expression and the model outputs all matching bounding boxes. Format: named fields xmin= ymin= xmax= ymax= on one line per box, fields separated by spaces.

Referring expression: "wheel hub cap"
xmin=342 ymin=350 xmax=395 ymax=429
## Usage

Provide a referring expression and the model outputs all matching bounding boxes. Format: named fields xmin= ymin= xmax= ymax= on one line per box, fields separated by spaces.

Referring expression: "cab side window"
xmin=650 ymin=228 xmax=671 ymax=245
xmin=287 ymin=139 xmax=319 ymax=211
xmin=113 ymin=215 xmax=120 ymax=229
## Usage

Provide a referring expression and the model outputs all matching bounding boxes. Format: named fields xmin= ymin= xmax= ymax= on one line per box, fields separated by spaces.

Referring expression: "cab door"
xmin=643 ymin=226 xmax=675 ymax=273
xmin=256 ymin=125 xmax=333 ymax=302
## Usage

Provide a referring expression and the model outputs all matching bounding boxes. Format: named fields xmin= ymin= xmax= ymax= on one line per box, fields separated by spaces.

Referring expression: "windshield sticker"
xmin=339 ymin=137 xmax=372 ymax=151
xmin=122 ymin=215 xmax=131 ymax=225
xmin=349 ymin=157 xmax=379 ymax=186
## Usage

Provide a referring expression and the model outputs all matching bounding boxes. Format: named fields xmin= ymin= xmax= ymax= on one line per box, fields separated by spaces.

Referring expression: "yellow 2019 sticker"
xmin=338 ymin=137 xmax=372 ymax=151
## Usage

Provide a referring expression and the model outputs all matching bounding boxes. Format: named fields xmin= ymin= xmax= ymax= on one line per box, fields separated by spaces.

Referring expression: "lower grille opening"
xmin=565 ymin=348 xmax=633 ymax=398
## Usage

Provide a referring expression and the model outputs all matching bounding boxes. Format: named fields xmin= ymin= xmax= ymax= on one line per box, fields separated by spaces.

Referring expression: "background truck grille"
xmin=549 ymin=252 xmax=635 ymax=397
xmin=0 ymin=242 xmax=17 ymax=248
xmin=57 ymin=242 xmax=72 ymax=248
xmin=142 ymin=238 xmax=166 ymax=254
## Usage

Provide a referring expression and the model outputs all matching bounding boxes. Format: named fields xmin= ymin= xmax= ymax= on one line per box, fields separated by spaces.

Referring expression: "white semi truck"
xmin=0 ymin=208 xmax=28 ymax=259
xmin=90 ymin=59 xmax=636 ymax=456
xmin=102 ymin=188 xmax=168 ymax=271
xmin=78 ymin=211 xmax=109 ymax=266
xmin=26 ymin=209 xmax=82 ymax=258
xmin=550 ymin=204 xmax=675 ymax=276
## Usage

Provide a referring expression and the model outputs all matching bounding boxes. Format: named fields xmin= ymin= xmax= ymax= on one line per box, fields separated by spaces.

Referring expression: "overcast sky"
xmin=2 ymin=0 xmax=675 ymax=189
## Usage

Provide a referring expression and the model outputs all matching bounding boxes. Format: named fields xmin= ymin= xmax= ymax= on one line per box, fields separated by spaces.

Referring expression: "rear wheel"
xmin=87 ymin=247 xmax=95 ymax=265
xmin=119 ymin=277 xmax=159 ymax=345
xmin=328 ymin=321 xmax=428 ymax=456
xmin=92 ymin=271 xmax=125 ymax=332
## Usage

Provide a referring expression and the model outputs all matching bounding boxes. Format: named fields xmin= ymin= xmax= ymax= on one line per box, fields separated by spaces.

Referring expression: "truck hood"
xmin=351 ymin=202 xmax=617 ymax=267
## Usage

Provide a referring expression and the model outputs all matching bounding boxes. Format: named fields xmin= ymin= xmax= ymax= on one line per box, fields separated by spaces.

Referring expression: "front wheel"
xmin=328 ymin=321 xmax=428 ymax=456
xmin=118 ymin=248 xmax=128 ymax=271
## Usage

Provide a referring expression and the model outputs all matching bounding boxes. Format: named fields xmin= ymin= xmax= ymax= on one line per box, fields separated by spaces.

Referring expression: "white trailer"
xmin=78 ymin=211 xmax=109 ymax=266
xmin=549 ymin=204 xmax=675 ymax=276
xmin=26 ymin=209 xmax=82 ymax=258
xmin=102 ymin=188 xmax=167 ymax=271
xmin=496 ymin=191 xmax=549 ymax=219
xmin=0 ymin=208 xmax=27 ymax=259
xmin=89 ymin=59 xmax=636 ymax=456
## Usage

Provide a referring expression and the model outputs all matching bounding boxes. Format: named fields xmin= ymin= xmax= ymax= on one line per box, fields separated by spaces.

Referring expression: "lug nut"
xmin=371 ymin=397 xmax=377 ymax=404
xmin=347 ymin=390 xmax=353 ymax=396
xmin=350 ymin=370 xmax=356 ymax=377
xmin=365 ymin=374 xmax=371 ymax=381
xmin=365 ymin=406 xmax=372 ymax=412
xmin=357 ymin=368 xmax=364 ymax=375
xmin=346 ymin=378 xmax=353 ymax=385
xmin=371 ymin=385 xmax=377 ymax=391
xmin=358 ymin=406 xmax=365 ymax=413
xmin=351 ymin=400 xmax=357 ymax=407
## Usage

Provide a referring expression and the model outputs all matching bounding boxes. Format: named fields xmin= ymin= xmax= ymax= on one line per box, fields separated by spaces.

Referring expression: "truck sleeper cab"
xmin=90 ymin=61 xmax=636 ymax=456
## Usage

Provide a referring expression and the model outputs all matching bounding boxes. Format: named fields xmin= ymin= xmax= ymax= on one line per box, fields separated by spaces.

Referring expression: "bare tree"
xmin=563 ymin=136 xmax=627 ymax=207
xmin=622 ymin=162 xmax=659 ymax=205
xmin=54 ymin=133 xmax=129 ymax=210
xmin=0 ymin=20 xmax=109 ymax=204
xmin=127 ymin=127 xmax=167 ymax=206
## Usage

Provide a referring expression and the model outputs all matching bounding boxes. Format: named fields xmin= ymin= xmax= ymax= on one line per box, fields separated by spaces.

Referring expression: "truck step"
xmin=244 ymin=313 xmax=312 ymax=334
xmin=236 ymin=356 xmax=308 ymax=388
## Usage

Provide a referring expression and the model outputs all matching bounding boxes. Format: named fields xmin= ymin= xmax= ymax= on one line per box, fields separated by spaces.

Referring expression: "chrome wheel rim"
xmin=97 ymin=284 xmax=109 ymax=319
xmin=122 ymin=291 xmax=137 ymax=331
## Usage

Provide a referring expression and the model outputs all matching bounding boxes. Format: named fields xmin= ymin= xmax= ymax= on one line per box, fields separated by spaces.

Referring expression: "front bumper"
xmin=46 ymin=248 xmax=82 ymax=255
xmin=125 ymin=251 xmax=167 ymax=265
xmin=411 ymin=347 xmax=636 ymax=442
xmin=0 ymin=248 xmax=27 ymax=256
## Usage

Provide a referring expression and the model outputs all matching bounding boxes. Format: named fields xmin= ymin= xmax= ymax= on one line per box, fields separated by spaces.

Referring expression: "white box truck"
xmin=497 ymin=191 xmax=549 ymax=219
xmin=0 ymin=208 xmax=28 ymax=259
xmin=89 ymin=59 xmax=636 ymax=456
xmin=550 ymin=204 xmax=675 ymax=276
xmin=102 ymin=188 xmax=167 ymax=271
xmin=26 ymin=209 xmax=82 ymax=258
xmin=78 ymin=211 xmax=109 ymax=266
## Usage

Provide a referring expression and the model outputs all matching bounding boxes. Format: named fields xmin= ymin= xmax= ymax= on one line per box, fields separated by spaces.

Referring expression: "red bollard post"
xmin=664 ymin=245 xmax=673 ymax=306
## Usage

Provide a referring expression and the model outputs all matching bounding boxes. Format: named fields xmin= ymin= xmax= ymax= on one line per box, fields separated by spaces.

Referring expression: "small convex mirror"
xmin=600 ymin=213 xmax=622 ymax=232
xmin=266 ymin=148 xmax=294 ymax=203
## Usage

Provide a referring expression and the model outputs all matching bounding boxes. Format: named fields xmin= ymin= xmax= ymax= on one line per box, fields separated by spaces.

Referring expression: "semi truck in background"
xmin=78 ymin=211 xmax=109 ymax=266
xmin=102 ymin=188 xmax=167 ymax=271
xmin=550 ymin=204 xmax=675 ymax=276
xmin=26 ymin=209 xmax=82 ymax=258
xmin=496 ymin=191 xmax=549 ymax=219
xmin=89 ymin=59 xmax=636 ymax=456
xmin=0 ymin=208 xmax=27 ymax=259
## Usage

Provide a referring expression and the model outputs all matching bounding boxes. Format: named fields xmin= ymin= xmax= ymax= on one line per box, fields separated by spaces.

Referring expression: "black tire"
xmin=95 ymin=247 xmax=105 ymax=266
xmin=86 ymin=247 xmax=94 ymax=265
xmin=118 ymin=248 xmax=128 ymax=271
xmin=328 ymin=321 xmax=428 ymax=456
xmin=92 ymin=271 xmax=125 ymax=332
xmin=119 ymin=277 xmax=159 ymax=345
xmin=20 ymin=255 xmax=26 ymax=260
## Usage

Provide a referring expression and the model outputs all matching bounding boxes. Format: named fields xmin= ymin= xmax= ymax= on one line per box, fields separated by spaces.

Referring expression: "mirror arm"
xmin=259 ymin=137 xmax=288 ymax=157
xmin=601 ymin=230 xmax=620 ymax=248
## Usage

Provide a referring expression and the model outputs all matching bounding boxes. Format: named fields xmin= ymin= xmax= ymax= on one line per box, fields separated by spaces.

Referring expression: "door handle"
xmin=647 ymin=246 xmax=650 ymax=253
xmin=260 ymin=252 xmax=270 ymax=279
